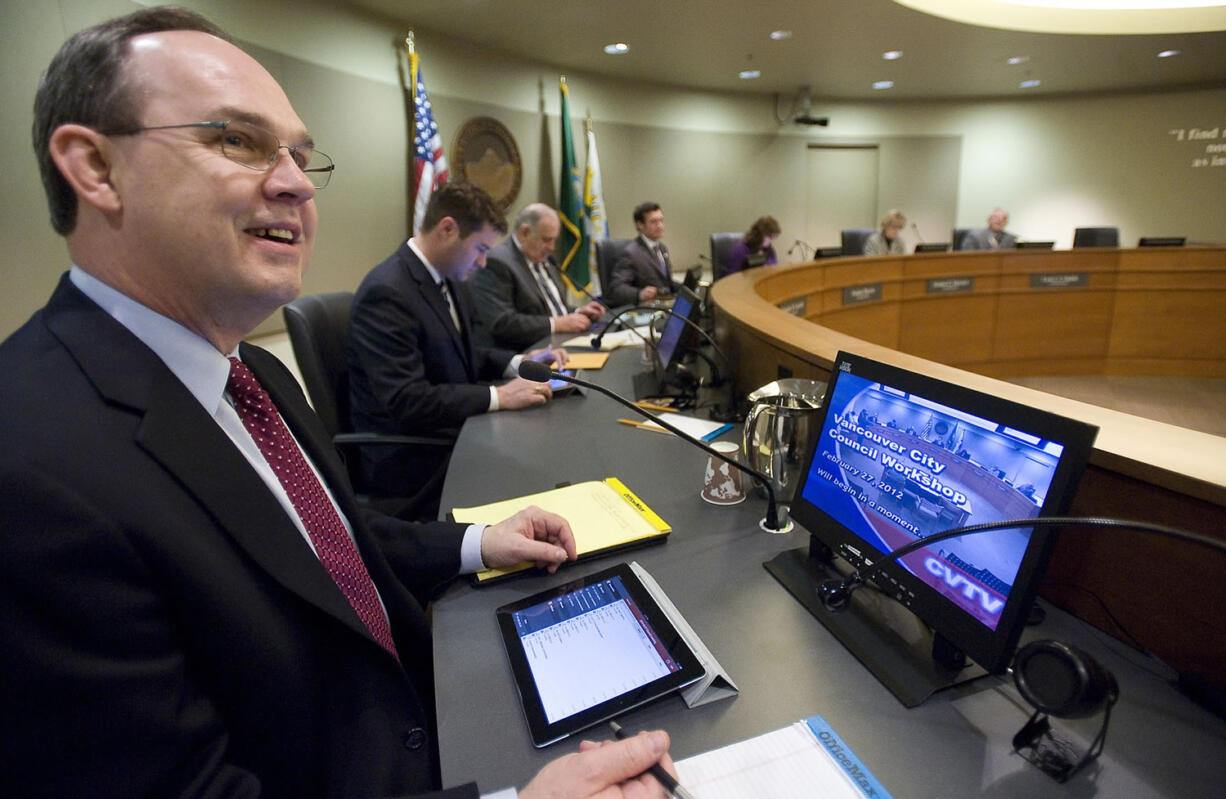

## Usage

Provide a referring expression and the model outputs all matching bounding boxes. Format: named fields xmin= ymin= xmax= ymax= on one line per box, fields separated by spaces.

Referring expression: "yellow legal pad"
xmin=454 ymin=478 xmax=671 ymax=584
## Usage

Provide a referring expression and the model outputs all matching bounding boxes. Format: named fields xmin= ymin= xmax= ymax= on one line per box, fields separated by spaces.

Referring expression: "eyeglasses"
xmin=101 ymin=119 xmax=335 ymax=189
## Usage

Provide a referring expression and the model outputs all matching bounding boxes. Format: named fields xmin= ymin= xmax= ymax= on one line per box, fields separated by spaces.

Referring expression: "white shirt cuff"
xmin=481 ymin=789 xmax=517 ymax=799
xmin=459 ymin=524 xmax=488 ymax=574
xmin=506 ymin=353 xmax=524 ymax=379
xmin=487 ymin=385 xmax=499 ymax=412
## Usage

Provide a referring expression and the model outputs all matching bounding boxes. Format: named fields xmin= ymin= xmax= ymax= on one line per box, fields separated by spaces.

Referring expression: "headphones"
xmin=1012 ymin=639 xmax=1118 ymax=718
xmin=1010 ymin=639 xmax=1119 ymax=782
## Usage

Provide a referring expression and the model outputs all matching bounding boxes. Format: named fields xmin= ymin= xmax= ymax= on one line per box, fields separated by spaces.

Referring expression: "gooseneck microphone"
xmin=518 ymin=360 xmax=790 ymax=532
xmin=818 ymin=516 xmax=1226 ymax=611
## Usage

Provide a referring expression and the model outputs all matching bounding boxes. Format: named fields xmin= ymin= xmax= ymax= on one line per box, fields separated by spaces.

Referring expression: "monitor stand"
xmin=632 ymin=369 xmax=695 ymax=402
xmin=764 ymin=541 xmax=989 ymax=708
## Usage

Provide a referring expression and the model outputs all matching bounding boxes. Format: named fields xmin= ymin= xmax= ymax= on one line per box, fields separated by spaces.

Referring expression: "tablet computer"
xmin=549 ymin=368 xmax=580 ymax=396
xmin=496 ymin=562 xmax=704 ymax=747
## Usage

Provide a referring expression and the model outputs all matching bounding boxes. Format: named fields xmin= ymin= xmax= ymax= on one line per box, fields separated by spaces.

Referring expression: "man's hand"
xmin=637 ymin=285 xmax=659 ymax=302
xmin=554 ymin=312 xmax=593 ymax=334
xmin=520 ymin=730 xmax=677 ymax=799
xmin=527 ymin=347 xmax=569 ymax=368
xmin=577 ymin=300 xmax=605 ymax=323
xmin=480 ymin=505 xmax=576 ymax=573
xmin=496 ymin=377 xmax=551 ymax=410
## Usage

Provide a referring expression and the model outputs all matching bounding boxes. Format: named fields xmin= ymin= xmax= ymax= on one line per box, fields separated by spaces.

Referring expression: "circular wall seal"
xmin=451 ymin=116 xmax=522 ymax=210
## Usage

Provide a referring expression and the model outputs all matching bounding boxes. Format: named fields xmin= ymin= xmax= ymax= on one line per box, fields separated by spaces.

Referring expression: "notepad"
xmin=454 ymin=478 xmax=670 ymax=584
xmin=674 ymin=715 xmax=893 ymax=798
xmin=624 ymin=412 xmax=733 ymax=442
xmin=562 ymin=351 xmax=610 ymax=370
xmin=564 ymin=325 xmax=653 ymax=350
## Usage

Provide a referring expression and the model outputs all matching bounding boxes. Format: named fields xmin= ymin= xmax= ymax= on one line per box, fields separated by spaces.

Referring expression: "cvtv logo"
xmin=924 ymin=557 xmax=1004 ymax=614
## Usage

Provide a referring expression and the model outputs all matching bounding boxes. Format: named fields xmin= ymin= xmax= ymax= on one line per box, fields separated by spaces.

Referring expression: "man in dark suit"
xmin=959 ymin=208 xmax=1018 ymax=250
xmin=607 ymin=201 xmax=679 ymax=306
xmin=347 ymin=184 xmax=567 ymax=505
xmin=468 ymin=203 xmax=604 ymax=350
xmin=0 ymin=9 xmax=675 ymax=798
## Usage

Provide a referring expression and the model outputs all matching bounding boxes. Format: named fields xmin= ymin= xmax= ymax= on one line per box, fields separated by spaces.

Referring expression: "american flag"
xmin=410 ymin=51 xmax=448 ymax=235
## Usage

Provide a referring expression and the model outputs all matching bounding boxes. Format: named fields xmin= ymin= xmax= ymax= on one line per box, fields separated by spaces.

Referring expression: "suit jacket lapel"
xmin=509 ymin=244 xmax=551 ymax=314
xmin=45 ymin=279 xmax=382 ymax=650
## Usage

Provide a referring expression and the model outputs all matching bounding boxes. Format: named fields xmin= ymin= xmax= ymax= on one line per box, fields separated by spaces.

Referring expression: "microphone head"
xmin=818 ymin=579 xmax=853 ymax=611
xmin=517 ymin=360 xmax=553 ymax=383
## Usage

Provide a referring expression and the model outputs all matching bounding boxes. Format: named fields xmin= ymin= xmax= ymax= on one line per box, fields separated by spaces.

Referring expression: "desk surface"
xmin=433 ymin=346 xmax=1226 ymax=796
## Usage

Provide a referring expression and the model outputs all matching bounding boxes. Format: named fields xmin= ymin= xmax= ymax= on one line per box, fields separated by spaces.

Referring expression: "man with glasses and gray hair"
xmin=1 ymin=7 xmax=676 ymax=798
xmin=468 ymin=202 xmax=605 ymax=350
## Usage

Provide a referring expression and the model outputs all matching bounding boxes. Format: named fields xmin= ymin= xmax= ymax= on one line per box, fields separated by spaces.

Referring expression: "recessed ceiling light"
xmin=770 ymin=30 xmax=792 ymax=40
xmin=739 ymin=70 xmax=762 ymax=79
xmin=882 ymin=50 xmax=904 ymax=60
xmin=873 ymin=80 xmax=895 ymax=90
xmin=1019 ymin=79 xmax=1042 ymax=88
xmin=1007 ymin=56 xmax=1030 ymax=65
xmin=1157 ymin=49 xmax=1181 ymax=57
xmin=603 ymin=42 xmax=629 ymax=55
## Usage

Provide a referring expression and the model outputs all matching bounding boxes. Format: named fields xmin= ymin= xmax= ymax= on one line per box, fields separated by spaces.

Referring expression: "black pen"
xmin=608 ymin=720 xmax=696 ymax=799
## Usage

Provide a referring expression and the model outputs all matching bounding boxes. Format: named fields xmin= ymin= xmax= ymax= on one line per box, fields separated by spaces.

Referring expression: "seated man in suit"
xmin=1 ymin=8 xmax=676 ymax=797
xmin=468 ymin=202 xmax=604 ymax=350
xmin=607 ymin=201 xmax=679 ymax=305
xmin=960 ymin=208 xmax=1018 ymax=250
xmin=347 ymin=183 xmax=567 ymax=507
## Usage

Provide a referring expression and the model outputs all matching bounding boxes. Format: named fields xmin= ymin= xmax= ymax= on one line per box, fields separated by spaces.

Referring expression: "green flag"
xmin=557 ymin=77 xmax=589 ymax=291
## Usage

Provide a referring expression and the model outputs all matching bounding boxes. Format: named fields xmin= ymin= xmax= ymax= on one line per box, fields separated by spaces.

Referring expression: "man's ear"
xmin=47 ymin=124 xmax=123 ymax=216
xmin=436 ymin=215 xmax=460 ymax=241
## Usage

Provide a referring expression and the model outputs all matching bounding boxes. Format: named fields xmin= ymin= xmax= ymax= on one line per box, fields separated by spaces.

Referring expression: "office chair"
xmin=282 ymin=292 xmax=455 ymax=519
xmin=952 ymin=227 xmax=974 ymax=251
xmin=841 ymin=228 xmax=876 ymax=256
xmin=1072 ymin=227 xmax=1119 ymax=248
xmin=709 ymin=231 xmax=743 ymax=281
xmin=594 ymin=238 xmax=634 ymax=302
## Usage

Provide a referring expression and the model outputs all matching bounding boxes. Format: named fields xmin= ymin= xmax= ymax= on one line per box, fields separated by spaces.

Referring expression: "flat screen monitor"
xmin=1138 ymin=236 xmax=1185 ymax=247
xmin=773 ymin=352 xmax=1097 ymax=705
xmin=655 ymin=286 xmax=701 ymax=376
xmin=682 ymin=264 xmax=703 ymax=290
xmin=632 ymin=286 xmax=703 ymax=400
xmin=1016 ymin=241 xmax=1055 ymax=249
xmin=914 ymin=243 xmax=950 ymax=253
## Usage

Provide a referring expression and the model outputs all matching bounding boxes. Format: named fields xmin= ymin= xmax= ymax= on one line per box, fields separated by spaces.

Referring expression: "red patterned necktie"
xmin=226 ymin=357 xmax=400 ymax=662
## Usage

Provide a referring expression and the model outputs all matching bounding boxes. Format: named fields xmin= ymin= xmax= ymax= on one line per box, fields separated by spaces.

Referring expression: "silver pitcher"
xmin=743 ymin=378 xmax=826 ymax=524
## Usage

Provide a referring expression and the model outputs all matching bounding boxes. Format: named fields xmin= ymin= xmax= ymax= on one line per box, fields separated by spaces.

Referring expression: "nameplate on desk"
xmin=1030 ymin=272 xmax=1088 ymax=289
xmin=926 ymin=276 xmax=974 ymax=294
xmin=842 ymin=283 xmax=882 ymax=305
xmin=777 ymin=296 xmax=807 ymax=316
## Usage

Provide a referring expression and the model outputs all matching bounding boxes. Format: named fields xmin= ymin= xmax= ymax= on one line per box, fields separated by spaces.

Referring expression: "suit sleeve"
xmin=348 ymin=280 xmax=493 ymax=430
xmin=607 ymin=252 xmax=644 ymax=306
xmin=0 ymin=467 xmax=264 ymax=798
xmin=468 ymin=257 xmax=550 ymax=351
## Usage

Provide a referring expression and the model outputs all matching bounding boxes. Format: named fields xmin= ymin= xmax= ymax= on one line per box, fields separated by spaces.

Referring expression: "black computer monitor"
xmin=914 ymin=243 xmax=951 ymax=253
xmin=1016 ymin=241 xmax=1055 ymax=249
xmin=769 ymin=352 xmax=1097 ymax=706
xmin=1138 ymin=237 xmax=1185 ymax=247
xmin=632 ymin=286 xmax=703 ymax=400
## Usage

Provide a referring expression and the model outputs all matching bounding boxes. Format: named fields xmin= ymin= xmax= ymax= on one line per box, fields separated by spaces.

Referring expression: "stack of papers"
xmin=622 ymin=412 xmax=733 ymax=442
xmin=674 ymin=716 xmax=892 ymax=798
xmin=564 ymin=325 xmax=654 ymax=351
